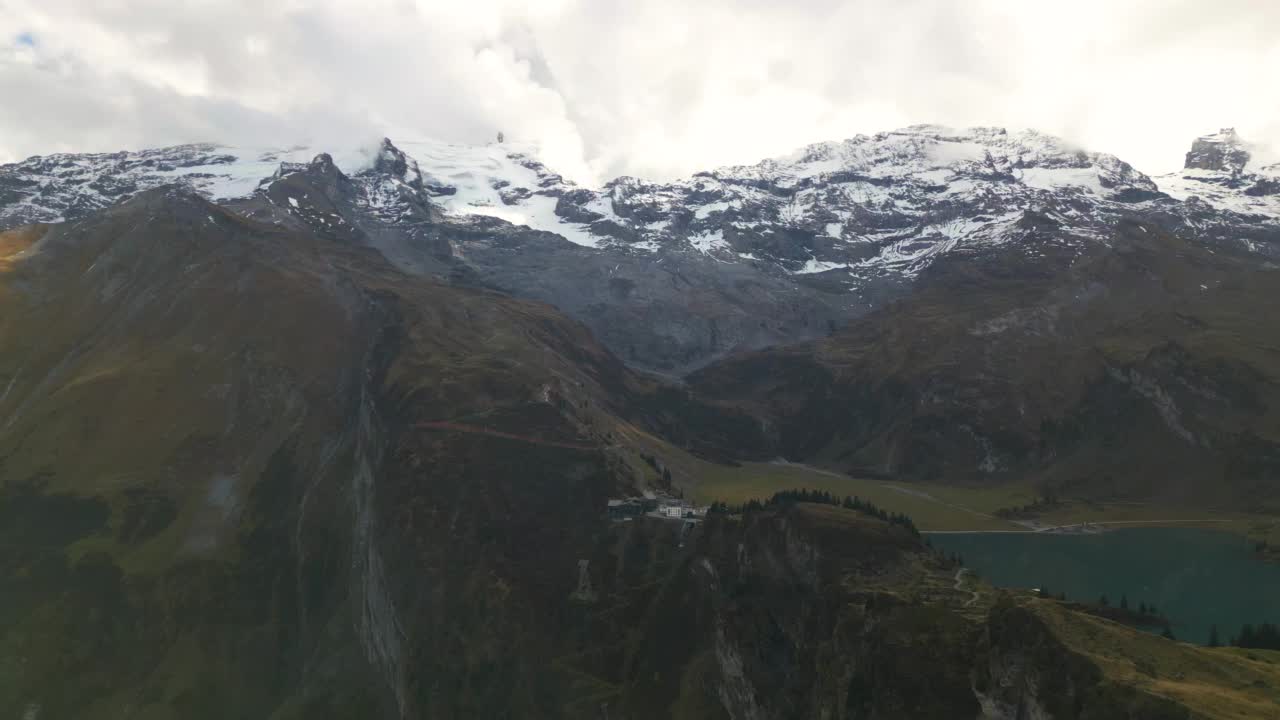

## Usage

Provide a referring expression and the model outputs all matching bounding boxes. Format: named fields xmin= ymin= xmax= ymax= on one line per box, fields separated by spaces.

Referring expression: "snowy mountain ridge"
xmin=567 ymin=124 xmax=1166 ymax=277
xmin=7 ymin=121 xmax=1269 ymax=265
xmin=2 ymin=124 xmax=1277 ymax=284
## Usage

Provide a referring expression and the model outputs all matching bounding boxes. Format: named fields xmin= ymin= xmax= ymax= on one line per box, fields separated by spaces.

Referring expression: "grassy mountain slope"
xmin=0 ymin=188 xmax=659 ymax=717
xmin=1 ymin=191 xmax=1275 ymax=718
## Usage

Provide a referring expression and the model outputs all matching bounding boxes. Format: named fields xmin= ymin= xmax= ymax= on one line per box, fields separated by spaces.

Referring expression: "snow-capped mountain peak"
xmin=1184 ymin=128 xmax=1252 ymax=174
xmin=369 ymin=138 xmax=425 ymax=191
xmin=2 ymin=125 xmax=1276 ymax=276
xmin=1155 ymin=129 xmax=1280 ymax=220
xmin=722 ymin=124 xmax=1154 ymax=199
xmin=516 ymin=124 xmax=1176 ymax=281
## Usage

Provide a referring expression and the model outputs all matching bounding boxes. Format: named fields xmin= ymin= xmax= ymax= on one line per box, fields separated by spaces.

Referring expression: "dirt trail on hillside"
xmin=954 ymin=568 xmax=980 ymax=608
xmin=415 ymin=421 xmax=596 ymax=451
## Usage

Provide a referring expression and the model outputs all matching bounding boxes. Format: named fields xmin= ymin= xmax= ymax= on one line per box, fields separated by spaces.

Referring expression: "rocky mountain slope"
xmin=5 ymin=126 xmax=1276 ymax=374
xmin=2 ymin=126 xmax=1277 ymax=490
xmin=2 ymin=126 xmax=1279 ymax=718
xmin=3 ymin=124 xmax=1278 ymax=486
xmin=686 ymin=217 xmax=1280 ymax=507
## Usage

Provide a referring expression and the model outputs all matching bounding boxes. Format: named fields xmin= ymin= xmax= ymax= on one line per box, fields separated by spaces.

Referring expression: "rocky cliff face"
xmin=1158 ymin=128 xmax=1280 ymax=221
xmin=972 ymin=600 xmax=1202 ymax=720
xmin=1184 ymin=128 xmax=1253 ymax=174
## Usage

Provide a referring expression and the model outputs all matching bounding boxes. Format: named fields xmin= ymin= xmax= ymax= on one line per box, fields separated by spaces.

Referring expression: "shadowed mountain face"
xmin=0 ymin=187 xmax=669 ymax=717
xmin=688 ymin=219 xmax=1280 ymax=508
xmin=1 ymin=127 xmax=1280 ymax=717
xmin=0 ymin=186 xmax=752 ymax=717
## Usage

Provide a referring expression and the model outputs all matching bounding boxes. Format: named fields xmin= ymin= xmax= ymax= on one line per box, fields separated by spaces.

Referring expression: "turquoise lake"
xmin=929 ymin=528 xmax=1280 ymax=645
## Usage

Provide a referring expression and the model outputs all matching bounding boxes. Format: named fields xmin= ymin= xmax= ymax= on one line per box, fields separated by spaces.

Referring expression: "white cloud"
xmin=0 ymin=0 xmax=1276 ymax=183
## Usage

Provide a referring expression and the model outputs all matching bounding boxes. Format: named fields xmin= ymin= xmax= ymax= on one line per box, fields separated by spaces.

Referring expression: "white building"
xmin=662 ymin=505 xmax=685 ymax=519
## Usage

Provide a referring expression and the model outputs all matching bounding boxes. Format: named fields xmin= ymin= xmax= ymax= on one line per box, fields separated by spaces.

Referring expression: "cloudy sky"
xmin=0 ymin=0 xmax=1276 ymax=184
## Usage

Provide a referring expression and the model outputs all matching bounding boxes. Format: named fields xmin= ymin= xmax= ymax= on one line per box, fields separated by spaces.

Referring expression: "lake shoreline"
xmin=930 ymin=526 xmax=1280 ymax=646
xmin=924 ymin=518 xmax=1240 ymax=536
